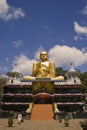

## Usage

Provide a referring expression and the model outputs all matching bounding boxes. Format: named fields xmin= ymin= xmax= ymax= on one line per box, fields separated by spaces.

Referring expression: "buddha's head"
xmin=40 ymin=50 xmax=48 ymax=61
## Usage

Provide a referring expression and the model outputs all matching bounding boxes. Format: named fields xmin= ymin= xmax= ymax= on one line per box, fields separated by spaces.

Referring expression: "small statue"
xmin=17 ymin=113 xmax=22 ymax=124
xmin=23 ymin=50 xmax=64 ymax=80
xmin=8 ymin=117 xmax=13 ymax=127
xmin=64 ymin=113 xmax=70 ymax=127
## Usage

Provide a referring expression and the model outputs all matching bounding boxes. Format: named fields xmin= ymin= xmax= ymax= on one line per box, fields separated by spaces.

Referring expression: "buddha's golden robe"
xmin=32 ymin=61 xmax=56 ymax=78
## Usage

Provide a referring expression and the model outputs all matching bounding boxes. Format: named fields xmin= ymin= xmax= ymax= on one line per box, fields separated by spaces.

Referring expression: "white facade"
xmin=66 ymin=64 xmax=81 ymax=84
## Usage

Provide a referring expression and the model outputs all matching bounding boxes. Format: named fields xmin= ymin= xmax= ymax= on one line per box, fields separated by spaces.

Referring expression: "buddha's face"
xmin=40 ymin=51 xmax=48 ymax=61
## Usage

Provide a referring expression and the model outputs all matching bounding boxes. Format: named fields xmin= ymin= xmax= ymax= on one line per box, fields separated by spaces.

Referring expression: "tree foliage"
xmin=0 ymin=76 xmax=8 ymax=97
xmin=0 ymin=76 xmax=8 ymax=87
xmin=7 ymin=71 xmax=23 ymax=79
xmin=79 ymin=72 xmax=87 ymax=92
xmin=55 ymin=67 xmax=67 ymax=79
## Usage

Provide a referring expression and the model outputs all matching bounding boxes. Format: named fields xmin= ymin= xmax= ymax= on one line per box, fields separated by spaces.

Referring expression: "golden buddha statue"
xmin=23 ymin=50 xmax=64 ymax=81
xmin=23 ymin=50 xmax=64 ymax=93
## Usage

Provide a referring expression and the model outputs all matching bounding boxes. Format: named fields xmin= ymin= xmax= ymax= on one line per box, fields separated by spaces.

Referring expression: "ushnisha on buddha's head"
xmin=40 ymin=50 xmax=48 ymax=62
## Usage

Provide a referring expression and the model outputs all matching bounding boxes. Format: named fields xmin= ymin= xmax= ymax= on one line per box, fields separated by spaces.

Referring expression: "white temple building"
xmin=66 ymin=63 xmax=81 ymax=85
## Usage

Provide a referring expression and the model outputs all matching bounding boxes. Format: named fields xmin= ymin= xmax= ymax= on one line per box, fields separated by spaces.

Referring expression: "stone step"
xmin=31 ymin=104 xmax=54 ymax=120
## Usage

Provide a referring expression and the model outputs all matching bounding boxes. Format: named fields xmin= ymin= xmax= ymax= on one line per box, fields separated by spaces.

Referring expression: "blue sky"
xmin=0 ymin=0 xmax=87 ymax=76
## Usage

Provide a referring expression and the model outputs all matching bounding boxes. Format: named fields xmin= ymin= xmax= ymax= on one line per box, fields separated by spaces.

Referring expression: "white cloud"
xmin=0 ymin=66 xmax=8 ymax=73
xmin=73 ymin=35 xmax=79 ymax=41
xmin=73 ymin=35 xmax=83 ymax=41
xmin=12 ymin=45 xmax=87 ymax=75
xmin=41 ymin=24 xmax=53 ymax=34
xmin=74 ymin=21 xmax=87 ymax=35
xmin=41 ymin=24 xmax=49 ymax=30
xmin=0 ymin=0 xmax=25 ymax=21
xmin=82 ymin=47 xmax=87 ymax=53
xmin=12 ymin=54 xmax=36 ymax=75
xmin=80 ymin=5 xmax=87 ymax=15
xmin=12 ymin=40 xmax=23 ymax=48
xmin=48 ymin=45 xmax=87 ymax=68
xmin=5 ymin=57 xmax=9 ymax=62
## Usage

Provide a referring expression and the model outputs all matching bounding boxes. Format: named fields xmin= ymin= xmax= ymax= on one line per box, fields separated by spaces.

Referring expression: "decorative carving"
xmin=32 ymin=81 xmax=54 ymax=93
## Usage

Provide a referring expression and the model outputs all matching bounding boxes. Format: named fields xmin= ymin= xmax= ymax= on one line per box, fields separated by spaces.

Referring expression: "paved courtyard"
xmin=0 ymin=118 xmax=85 ymax=130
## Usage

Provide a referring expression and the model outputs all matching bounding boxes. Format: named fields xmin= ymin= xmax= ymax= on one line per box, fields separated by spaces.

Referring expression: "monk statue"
xmin=23 ymin=50 xmax=64 ymax=81
xmin=23 ymin=50 xmax=64 ymax=93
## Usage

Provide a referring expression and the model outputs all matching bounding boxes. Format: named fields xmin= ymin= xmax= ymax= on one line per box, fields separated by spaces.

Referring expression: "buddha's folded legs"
xmin=23 ymin=76 xmax=36 ymax=80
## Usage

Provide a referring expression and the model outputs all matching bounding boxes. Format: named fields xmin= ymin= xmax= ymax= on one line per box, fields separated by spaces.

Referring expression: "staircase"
xmin=31 ymin=104 xmax=54 ymax=120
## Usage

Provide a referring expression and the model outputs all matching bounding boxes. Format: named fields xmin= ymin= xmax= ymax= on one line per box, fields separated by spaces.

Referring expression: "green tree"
xmin=55 ymin=67 xmax=67 ymax=79
xmin=0 ymin=76 xmax=8 ymax=99
xmin=79 ymin=72 xmax=87 ymax=92
xmin=7 ymin=71 xmax=23 ymax=79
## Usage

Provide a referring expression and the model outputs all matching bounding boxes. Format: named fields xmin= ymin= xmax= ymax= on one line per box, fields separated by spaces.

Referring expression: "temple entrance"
xmin=33 ymin=93 xmax=53 ymax=104
xmin=31 ymin=93 xmax=54 ymax=120
xmin=34 ymin=97 xmax=53 ymax=104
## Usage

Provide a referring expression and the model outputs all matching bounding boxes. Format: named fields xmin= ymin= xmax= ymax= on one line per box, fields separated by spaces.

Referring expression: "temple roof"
xmin=68 ymin=63 xmax=76 ymax=72
xmin=66 ymin=63 xmax=79 ymax=76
